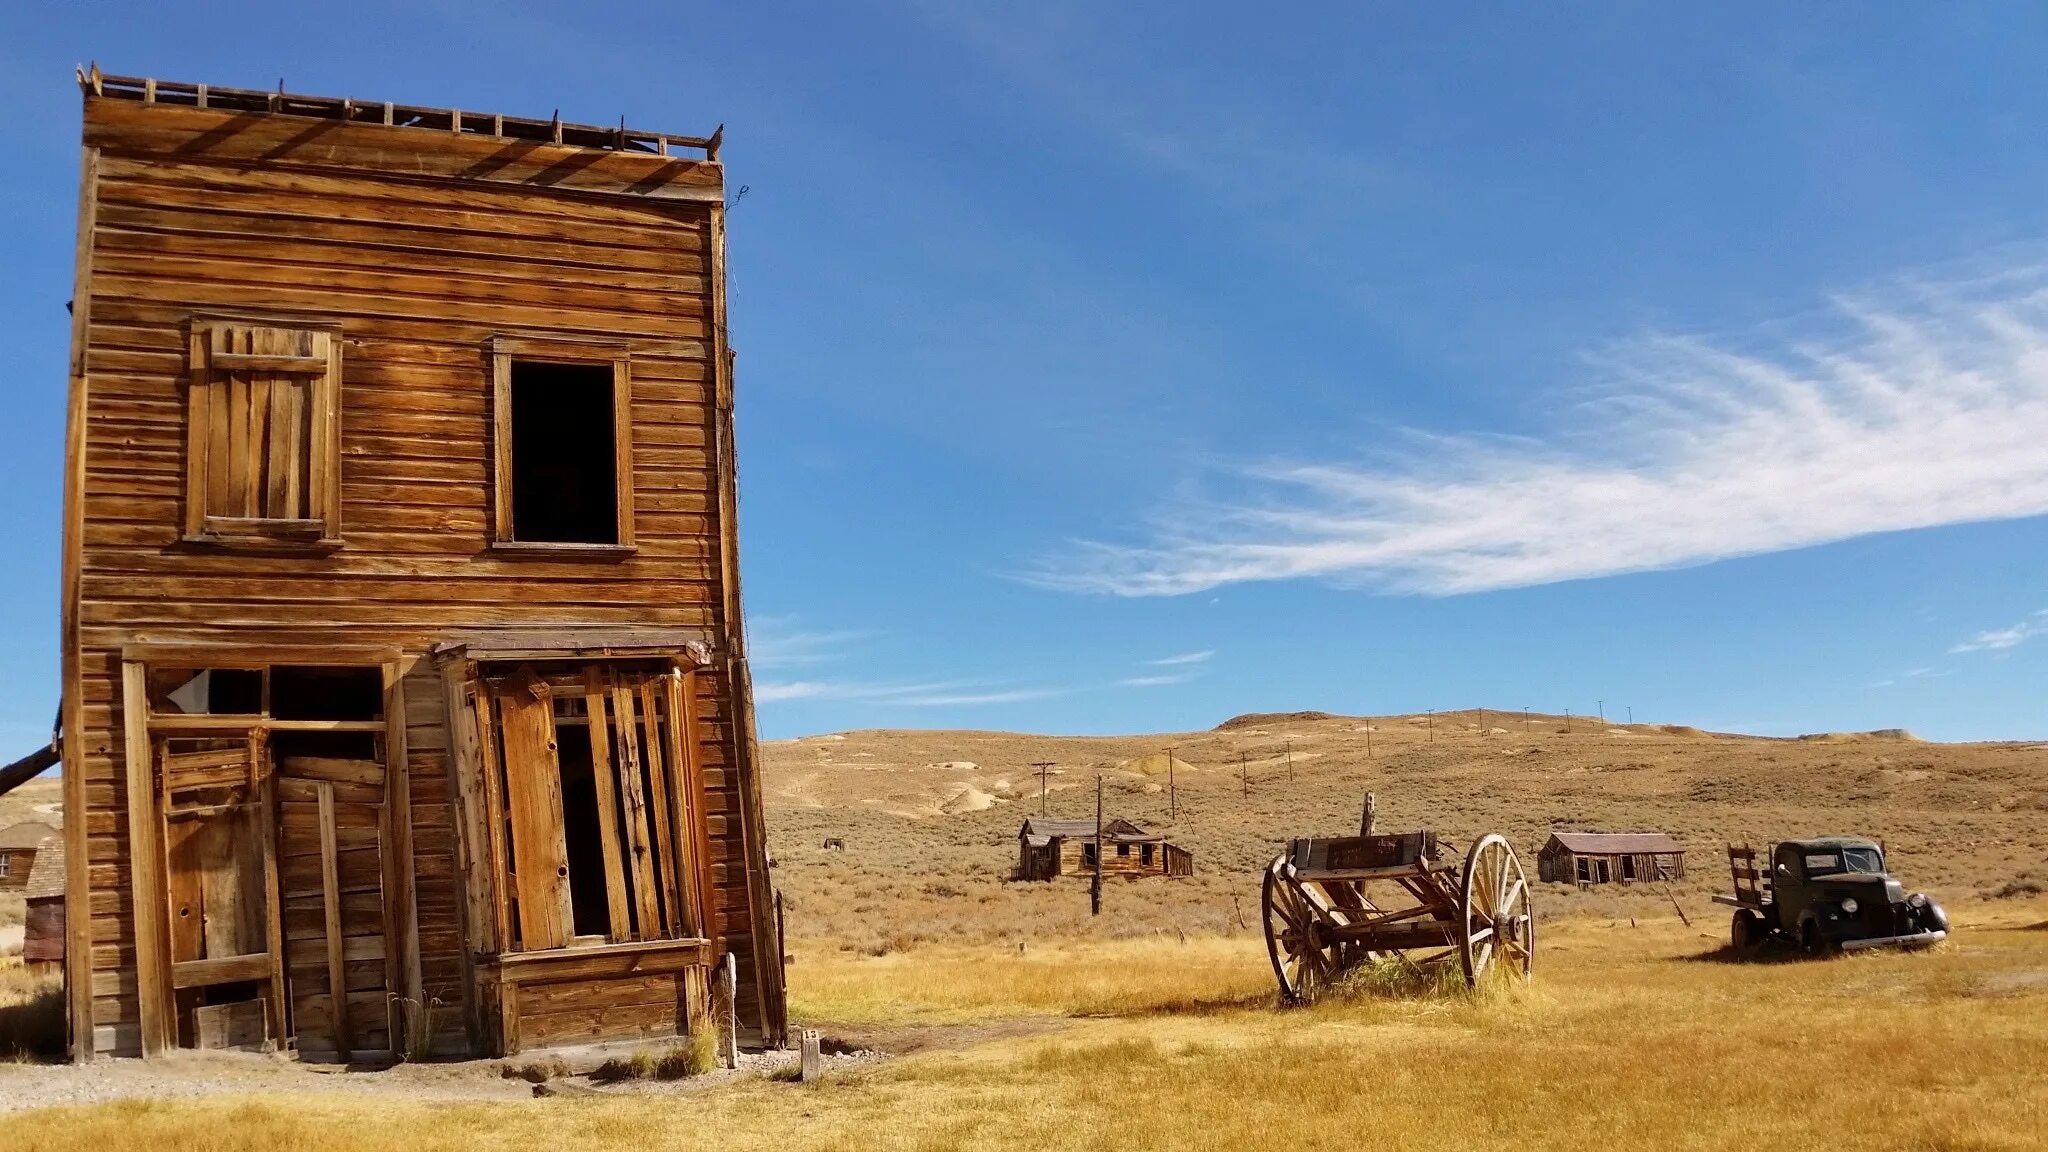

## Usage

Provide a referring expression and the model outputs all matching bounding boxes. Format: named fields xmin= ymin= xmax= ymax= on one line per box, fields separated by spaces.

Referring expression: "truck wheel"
xmin=1730 ymin=909 xmax=1765 ymax=955
xmin=1799 ymin=919 xmax=1835 ymax=957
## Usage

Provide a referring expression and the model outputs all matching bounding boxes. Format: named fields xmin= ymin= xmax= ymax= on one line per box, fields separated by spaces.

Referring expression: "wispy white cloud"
xmin=1950 ymin=609 xmax=2048 ymax=654
xmin=1146 ymin=650 xmax=1214 ymax=666
xmin=1028 ymin=266 xmax=2048 ymax=596
xmin=879 ymin=688 xmax=1068 ymax=707
xmin=1119 ymin=673 xmax=1196 ymax=688
xmin=747 ymin=616 xmax=871 ymax=669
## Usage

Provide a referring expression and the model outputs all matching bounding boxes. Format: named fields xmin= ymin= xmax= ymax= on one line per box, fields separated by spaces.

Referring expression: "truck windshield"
xmin=1806 ymin=847 xmax=1883 ymax=876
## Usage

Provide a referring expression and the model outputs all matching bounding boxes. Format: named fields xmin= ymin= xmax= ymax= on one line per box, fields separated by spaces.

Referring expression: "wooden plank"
xmin=192 ymin=999 xmax=268 ymax=1050
xmin=213 ymin=352 xmax=329 ymax=374
xmin=582 ymin=671 xmax=631 ymax=941
xmin=381 ymin=659 xmax=422 ymax=1045
xmin=473 ymin=689 xmax=511 ymax=954
xmin=613 ymin=358 xmax=635 ymax=547
xmin=280 ymin=757 xmax=385 ymax=786
xmin=317 ymin=781 xmax=353 ymax=1062
xmin=495 ymin=672 xmax=571 ymax=950
xmin=489 ymin=351 xmax=513 ymax=542
xmin=639 ymin=677 xmax=680 ymax=934
xmin=610 ymin=681 xmax=660 ymax=937
xmin=62 ymin=136 xmax=103 ymax=1067
xmin=183 ymin=328 xmax=208 ymax=538
xmin=170 ymin=951 xmax=272 ymax=989
xmin=319 ymin=330 xmax=341 ymax=538
xmin=671 ymin=669 xmax=707 ymax=938
xmin=438 ymin=664 xmax=485 ymax=1053
xmin=257 ymin=764 xmax=288 ymax=1049
xmin=120 ymin=661 xmax=171 ymax=1056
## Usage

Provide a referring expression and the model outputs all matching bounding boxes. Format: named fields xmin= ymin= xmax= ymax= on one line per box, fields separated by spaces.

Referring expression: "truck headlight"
xmin=1907 ymin=892 xmax=1928 ymax=909
xmin=1840 ymin=897 xmax=1859 ymax=915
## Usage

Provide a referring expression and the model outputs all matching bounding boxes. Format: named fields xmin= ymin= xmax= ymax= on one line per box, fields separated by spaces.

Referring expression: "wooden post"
xmin=721 ymin=951 xmax=739 ymax=1068
xmin=1428 ymin=709 xmax=1434 ymax=742
xmin=1032 ymin=761 xmax=1052 ymax=816
xmin=1286 ymin=741 xmax=1294 ymax=782
xmin=1240 ymin=753 xmax=1248 ymax=797
xmin=799 ymin=1028 xmax=821 ymax=1082
xmin=1365 ymin=723 xmax=1372 ymax=759
xmin=1090 ymin=777 xmax=1102 ymax=917
xmin=1167 ymin=748 xmax=1176 ymax=820
xmin=1360 ymin=792 xmax=1376 ymax=838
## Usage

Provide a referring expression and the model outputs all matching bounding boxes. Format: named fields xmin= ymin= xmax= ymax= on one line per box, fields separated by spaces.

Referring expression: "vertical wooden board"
xmin=225 ymin=332 xmax=251 ymax=518
xmin=62 ymin=145 xmax=101 ymax=1059
xmin=120 ymin=662 xmax=170 ymax=1056
xmin=495 ymin=675 xmax=571 ymax=950
xmin=317 ymin=781 xmax=353 ymax=1062
xmin=679 ymin=670 xmax=715 ymax=944
xmin=441 ymin=664 xmax=491 ymax=958
xmin=318 ymin=330 xmax=341 ymax=537
xmin=612 ymin=358 xmax=635 ymax=547
xmin=163 ymin=813 xmax=204 ymax=964
xmin=581 ymin=672 xmax=631 ymax=941
xmin=381 ymin=661 xmax=422 ymax=1038
xmin=662 ymin=672 xmax=701 ymax=937
xmin=489 ymin=351 xmax=513 ymax=542
xmin=204 ymin=331 xmax=231 ymax=520
xmin=265 ymin=375 xmax=299 ymax=518
xmin=183 ymin=329 xmax=209 ymax=537
xmin=472 ymin=690 xmax=511 ymax=953
xmin=610 ymin=682 xmax=660 ymax=937
xmin=638 ymin=678 xmax=680 ymax=934
xmin=257 ymin=770 xmax=288 ymax=1052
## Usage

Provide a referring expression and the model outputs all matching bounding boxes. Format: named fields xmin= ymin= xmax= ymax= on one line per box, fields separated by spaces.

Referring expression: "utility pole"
xmin=1032 ymin=761 xmax=1053 ymax=816
xmin=1428 ymin=709 xmax=1435 ymax=742
xmin=1627 ymin=706 xmax=1633 ymax=725
xmin=1240 ymin=752 xmax=1248 ymax=797
xmin=1167 ymin=746 xmax=1177 ymax=821
xmin=1598 ymin=700 xmax=1605 ymax=724
xmin=1479 ymin=707 xmax=1486 ymax=734
xmin=1565 ymin=708 xmax=1571 ymax=732
xmin=1286 ymin=740 xmax=1294 ymax=783
xmin=1365 ymin=722 xmax=1373 ymax=759
xmin=1091 ymin=776 xmax=1103 ymax=916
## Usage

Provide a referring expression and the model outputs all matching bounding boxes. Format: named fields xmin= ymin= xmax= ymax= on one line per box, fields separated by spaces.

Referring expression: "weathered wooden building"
xmin=1016 ymin=817 xmax=1192 ymax=880
xmin=23 ymin=836 xmax=67 ymax=970
xmin=54 ymin=69 xmax=784 ymax=1061
xmin=1537 ymin=831 xmax=1686 ymax=886
xmin=0 ymin=821 xmax=58 ymax=889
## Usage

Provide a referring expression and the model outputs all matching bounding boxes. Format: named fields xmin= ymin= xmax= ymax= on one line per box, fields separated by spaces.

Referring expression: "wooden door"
xmin=158 ymin=733 xmax=285 ymax=1051
xmin=277 ymin=756 xmax=390 ymax=1061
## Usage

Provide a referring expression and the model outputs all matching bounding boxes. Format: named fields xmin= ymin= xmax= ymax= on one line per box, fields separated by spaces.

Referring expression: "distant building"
xmin=23 ymin=836 xmax=65 ymax=969
xmin=0 ymin=821 xmax=57 ymax=890
xmin=1538 ymin=831 xmax=1686 ymax=886
xmin=1016 ymin=817 xmax=1193 ymax=881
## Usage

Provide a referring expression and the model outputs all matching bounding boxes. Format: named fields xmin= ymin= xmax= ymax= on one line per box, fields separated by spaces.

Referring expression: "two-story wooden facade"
xmin=56 ymin=69 xmax=785 ymax=1061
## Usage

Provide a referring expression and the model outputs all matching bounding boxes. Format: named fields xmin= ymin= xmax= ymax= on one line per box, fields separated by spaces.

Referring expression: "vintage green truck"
xmin=1714 ymin=838 xmax=1948 ymax=954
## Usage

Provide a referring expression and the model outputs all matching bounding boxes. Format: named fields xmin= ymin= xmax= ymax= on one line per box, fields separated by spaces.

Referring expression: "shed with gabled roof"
xmin=1016 ymin=816 xmax=1192 ymax=880
xmin=1538 ymin=831 xmax=1686 ymax=886
xmin=0 ymin=821 xmax=58 ymax=890
xmin=23 ymin=836 xmax=66 ymax=967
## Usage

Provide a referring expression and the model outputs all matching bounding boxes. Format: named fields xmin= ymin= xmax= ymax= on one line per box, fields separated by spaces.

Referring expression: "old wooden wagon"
xmin=1261 ymin=830 xmax=1533 ymax=1002
xmin=51 ymin=69 xmax=784 ymax=1061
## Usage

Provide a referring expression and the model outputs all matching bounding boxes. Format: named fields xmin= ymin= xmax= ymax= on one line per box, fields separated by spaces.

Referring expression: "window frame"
xmin=183 ymin=315 xmax=344 ymax=551
xmin=486 ymin=336 xmax=637 ymax=557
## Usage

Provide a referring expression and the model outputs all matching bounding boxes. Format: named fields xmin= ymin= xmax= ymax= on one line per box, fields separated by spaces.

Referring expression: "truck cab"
xmin=1717 ymin=837 xmax=1948 ymax=955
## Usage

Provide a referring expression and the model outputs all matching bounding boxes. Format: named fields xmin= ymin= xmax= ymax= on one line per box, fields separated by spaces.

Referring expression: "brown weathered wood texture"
xmin=63 ymin=87 xmax=778 ymax=1058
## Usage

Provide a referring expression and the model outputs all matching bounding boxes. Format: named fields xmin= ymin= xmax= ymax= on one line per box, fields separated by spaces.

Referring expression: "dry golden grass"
xmin=9 ymin=904 xmax=2047 ymax=1150
xmin=0 ymin=955 xmax=64 ymax=1061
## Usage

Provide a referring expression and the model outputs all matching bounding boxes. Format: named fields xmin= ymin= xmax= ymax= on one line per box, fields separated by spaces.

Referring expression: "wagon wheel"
xmin=1262 ymin=858 xmax=1337 ymax=1004
xmin=1458 ymin=834 xmax=1535 ymax=986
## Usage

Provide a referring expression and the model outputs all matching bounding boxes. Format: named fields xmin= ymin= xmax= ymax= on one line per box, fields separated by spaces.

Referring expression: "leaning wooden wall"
xmin=64 ymin=95 xmax=773 ymax=1057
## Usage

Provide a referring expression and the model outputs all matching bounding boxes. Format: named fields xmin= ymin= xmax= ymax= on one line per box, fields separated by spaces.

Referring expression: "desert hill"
xmin=762 ymin=710 xmax=2048 ymax=951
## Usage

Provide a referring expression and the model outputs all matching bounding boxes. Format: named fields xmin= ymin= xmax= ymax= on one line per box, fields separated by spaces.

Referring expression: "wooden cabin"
xmin=23 ymin=836 xmax=66 ymax=971
xmin=1537 ymin=832 xmax=1686 ymax=886
xmin=1016 ymin=817 xmax=1192 ymax=880
xmin=0 ymin=821 xmax=57 ymax=889
xmin=53 ymin=70 xmax=785 ymax=1062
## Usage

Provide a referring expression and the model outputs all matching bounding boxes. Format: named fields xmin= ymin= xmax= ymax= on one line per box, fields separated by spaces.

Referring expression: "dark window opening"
xmin=271 ymin=730 xmax=380 ymax=762
xmin=149 ymin=668 xmax=264 ymax=715
xmin=1082 ymin=844 xmax=1098 ymax=866
xmin=1115 ymin=843 xmax=1130 ymax=857
xmin=271 ymin=666 xmax=382 ymax=721
xmin=1141 ymin=844 xmax=1155 ymax=866
xmin=555 ymin=723 xmax=611 ymax=938
xmin=510 ymin=361 xmax=618 ymax=544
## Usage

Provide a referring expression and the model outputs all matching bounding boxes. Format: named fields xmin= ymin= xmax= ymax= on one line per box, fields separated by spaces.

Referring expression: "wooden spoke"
xmin=1264 ymin=858 xmax=1341 ymax=1004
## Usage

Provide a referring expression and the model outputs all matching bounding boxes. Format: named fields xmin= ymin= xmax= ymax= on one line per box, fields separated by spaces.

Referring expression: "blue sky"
xmin=2 ymin=3 xmax=2045 ymax=745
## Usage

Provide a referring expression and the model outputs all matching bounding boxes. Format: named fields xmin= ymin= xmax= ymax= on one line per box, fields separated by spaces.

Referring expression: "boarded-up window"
xmin=185 ymin=319 xmax=342 ymax=544
xmin=474 ymin=664 xmax=706 ymax=951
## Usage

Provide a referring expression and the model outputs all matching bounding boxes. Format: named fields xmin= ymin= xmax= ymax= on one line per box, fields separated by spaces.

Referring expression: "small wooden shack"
xmin=1016 ymin=817 xmax=1192 ymax=880
xmin=0 ymin=821 xmax=57 ymax=889
xmin=53 ymin=70 xmax=784 ymax=1062
xmin=23 ymin=836 xmax=66 ymax=970
xmin=1538 ymin=832 xmax=1686 ymax=886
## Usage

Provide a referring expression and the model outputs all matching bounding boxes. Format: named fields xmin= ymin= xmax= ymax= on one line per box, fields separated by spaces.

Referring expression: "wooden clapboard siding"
xmin=63 ymin=87 xmax=781 ymax=1058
